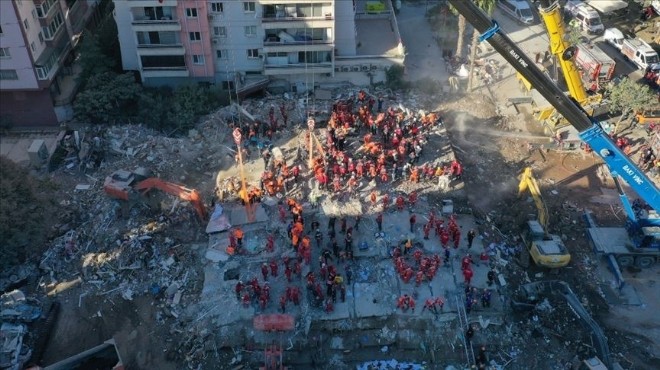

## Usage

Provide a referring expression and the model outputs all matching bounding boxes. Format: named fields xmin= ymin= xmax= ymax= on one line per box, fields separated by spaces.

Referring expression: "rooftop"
xmin=355 ymin=18 xmax=402 ymax=58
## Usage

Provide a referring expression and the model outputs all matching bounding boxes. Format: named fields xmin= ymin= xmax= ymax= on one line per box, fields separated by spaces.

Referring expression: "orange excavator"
xmin=104 ymin=168 xmax=207 ymax=221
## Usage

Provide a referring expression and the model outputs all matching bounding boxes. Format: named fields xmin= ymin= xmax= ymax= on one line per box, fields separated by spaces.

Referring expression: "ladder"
xmin=455 ymin=294 xmax=475 ymax=367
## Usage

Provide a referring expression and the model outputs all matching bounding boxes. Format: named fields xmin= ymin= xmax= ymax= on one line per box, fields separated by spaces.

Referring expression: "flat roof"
xmin=355 ymin=18 xmax=400 ymax=57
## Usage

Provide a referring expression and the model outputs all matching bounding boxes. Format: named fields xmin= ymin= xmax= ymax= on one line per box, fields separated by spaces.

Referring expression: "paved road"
xmin=396 ymin=2 xmax=449 ymax=83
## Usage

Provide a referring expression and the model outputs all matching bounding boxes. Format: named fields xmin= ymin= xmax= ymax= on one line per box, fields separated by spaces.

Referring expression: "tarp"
xmin=585 ymin=0 xmax=628 ymax=14
xmin=205 ymin=205 xmax=232 ymax=234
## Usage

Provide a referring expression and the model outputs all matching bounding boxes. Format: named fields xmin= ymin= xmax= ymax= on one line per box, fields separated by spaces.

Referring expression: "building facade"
xmin=113 ymin=0 xmax=404 ymax=91
xmin=0 ymin=0 xmax=99 ymax=127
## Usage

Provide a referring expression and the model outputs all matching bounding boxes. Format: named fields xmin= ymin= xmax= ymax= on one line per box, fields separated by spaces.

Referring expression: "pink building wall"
xmin=177 ymin=0 xmax=214 ymax=78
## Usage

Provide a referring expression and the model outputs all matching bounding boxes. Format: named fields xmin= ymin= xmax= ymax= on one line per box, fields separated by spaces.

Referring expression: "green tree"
xmin=77 ymin=35 xmax=116 ymax=86
xmin=137 ymin=87 xmax=176 ymax=130
xmin=74 ymin=72 xmax=142 ymax=123
xmin=467 ymin=0 xmax=496 ymax=91
xmin=606 ymin=77 xmax=657 ymax=133
xmin=0 ymin=157 xmax=58 ymax=269
xmin=385 ymin=64 xmax=407 ymax=90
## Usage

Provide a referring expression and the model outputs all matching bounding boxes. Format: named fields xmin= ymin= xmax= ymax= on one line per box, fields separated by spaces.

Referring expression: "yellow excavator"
xmin=517 ymin=0 xmax=602 ymax=134
xmin=517 ymin=167 xmax=571 ymax=268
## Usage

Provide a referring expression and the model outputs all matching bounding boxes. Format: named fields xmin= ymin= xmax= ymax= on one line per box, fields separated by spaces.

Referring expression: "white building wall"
xmin=210 ymin=0 xmax=263 ymax=80
xmin=15 ymin=0 xmax=48 ymax=63
xmin=0 ymin=1 xmax=38 ymax=89
xmin=333 ymin=0 xmax=356 ymax=56
xmin=113 ymin=0 xmax=140 ymax=71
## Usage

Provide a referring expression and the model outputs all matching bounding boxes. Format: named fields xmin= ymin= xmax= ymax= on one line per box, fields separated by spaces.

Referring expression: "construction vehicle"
xmin=604 ymin=28 xmax=659 ymax=70
xmin=518 ymin=167 xmax=571 ymax=268
xmin=574 ymin=43 xmax=616 ymax=93
xmin=104 ymin=168 xmax=207 ymax=221
xmin=447 ymin=0 xmax=659 ymax=283
xmin=253 ymin=314 xmax=294 ymax=370
xmin=516 ymin=0 xmax=601 ymax=133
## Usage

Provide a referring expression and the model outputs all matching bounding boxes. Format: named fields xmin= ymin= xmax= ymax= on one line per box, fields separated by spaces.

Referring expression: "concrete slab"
xmin=0 ymin=135 xmax=59 ymax=166
xmin=354 ymin=282 xmax=396 ymax=318
xmin=226 ymin=203 xmax=269 ymax=228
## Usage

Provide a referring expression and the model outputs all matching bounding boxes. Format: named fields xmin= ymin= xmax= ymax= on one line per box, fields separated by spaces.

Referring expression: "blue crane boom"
xmin=446 ymin=0 xmax=659 ymax=213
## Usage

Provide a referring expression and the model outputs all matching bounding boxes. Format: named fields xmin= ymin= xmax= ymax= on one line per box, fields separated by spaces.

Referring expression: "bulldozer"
xmin=518 ymin=167 xmax=571 ymax=268
xmin=104 ymin=167 xmax=207 ymax=221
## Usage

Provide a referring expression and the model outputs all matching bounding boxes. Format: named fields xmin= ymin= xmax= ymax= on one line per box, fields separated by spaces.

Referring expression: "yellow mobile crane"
xmin=518 ymin=167 xmax=571 ymax=268
xmin=518 ymin=0 xmax=601 ymax=133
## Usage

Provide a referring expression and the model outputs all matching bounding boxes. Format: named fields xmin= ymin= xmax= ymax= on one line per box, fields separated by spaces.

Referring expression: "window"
xmin=247 ymin=49 xmax=259 ymax=59
xmin=36 ymin=0 xmax=56 ymax=18
xmin=244 ymin=25 xmax=256 ymax=37
xmin=213 ymin=26 xmax=226 ymax=37
xmin=216 ymin=49 xmax=228 ymax=59
xmin=0 ymin=69 xmax=19 ymax=80
xmin=185 ymin=8 xmax=198 ymax=18
xmin=23 ymin=19 xmax=29 ymax=30
xmin=30 ymin=42 xmax=36 ymax=52
xmin=32 ymin=9 xmax=37 ymax=20
xmin=210 ymin=2 xmax=224 ymax=13
xmin=38 ymin=32 xmax=44 ymax=43
xmin=42 ymin=11 xmax=64 ymax=40
xmin=0 ymin=48 xmax=10 ymax=58
xmin=243 ymin=2 xmax=256 ymax=12
xmin=189 ymin=32 xmax=201 ymax=41
xmin=0 ymin=25 xmax=3 ymax=35
xmin=192 ymin=55 xmax=205 ymax=65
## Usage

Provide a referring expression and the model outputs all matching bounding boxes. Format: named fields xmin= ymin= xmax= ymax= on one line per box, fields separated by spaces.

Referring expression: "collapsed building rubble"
xmin=5 ymin=85 xmax=653 ymax=369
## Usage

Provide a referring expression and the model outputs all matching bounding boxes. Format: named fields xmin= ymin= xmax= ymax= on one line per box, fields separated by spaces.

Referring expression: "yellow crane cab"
xmin=522 ymin=220 xmax=571 ymax=268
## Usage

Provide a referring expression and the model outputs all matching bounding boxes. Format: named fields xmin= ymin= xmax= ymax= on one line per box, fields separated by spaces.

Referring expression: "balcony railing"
xmin=262 ymin=14 xmax=333 ymax=22
xmin=142 ymin=66 xmax=187 ymax=70
xmin=263 ymin=39 xmax=332 ymax=46
xmin=137 ymin=43 xmax=183 ymax=48
xmin=132 ymin=16 xmax=179 ymax=24
xmin=264 ymin=62 xmax=332 ymax=68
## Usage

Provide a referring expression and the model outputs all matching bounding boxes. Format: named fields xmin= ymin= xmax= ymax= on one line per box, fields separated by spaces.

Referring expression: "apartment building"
xmin=113 ymin=0 xmax=404 ymax=92
xmin=0 ymin=0 xmax=98 ymax=127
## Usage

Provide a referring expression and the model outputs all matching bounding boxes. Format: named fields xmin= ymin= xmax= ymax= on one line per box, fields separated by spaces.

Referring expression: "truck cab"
xmin=622 ymin=39 xmax=659 ymax=70
xmin=521 ymin=220 xmax=571 ymax=268
xmin=566 ymin=2 xmax=604 ymax=34
xmin=603 ymin=28 xmax=624 ymax=51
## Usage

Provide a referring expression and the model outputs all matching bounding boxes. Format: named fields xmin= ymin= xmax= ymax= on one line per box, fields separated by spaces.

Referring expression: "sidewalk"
xmin=396 ymin=2 xmax=450 ymax=83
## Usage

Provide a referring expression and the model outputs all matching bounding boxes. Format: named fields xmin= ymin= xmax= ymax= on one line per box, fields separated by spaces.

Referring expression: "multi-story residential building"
xmin=0 ymin=0 xmax=99 ymax=127
xmin=113 ymin=0 xmax=404 ymax=92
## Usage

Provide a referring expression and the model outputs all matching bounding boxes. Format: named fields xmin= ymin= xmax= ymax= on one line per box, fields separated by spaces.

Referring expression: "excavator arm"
xmin=134 ymin=178 xmax=207 ymax=221
xmin=518 ymin=167 xmax=550 ymax=233
xmin=447 ymin=0 xmax=660 ymax=213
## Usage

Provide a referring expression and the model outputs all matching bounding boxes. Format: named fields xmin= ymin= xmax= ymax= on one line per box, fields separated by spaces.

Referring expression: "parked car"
xmin=497 ymin=0 xmax=535 ymax=24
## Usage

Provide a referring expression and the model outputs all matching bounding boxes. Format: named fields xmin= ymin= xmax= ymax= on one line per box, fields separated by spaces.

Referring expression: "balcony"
xmin=263 ymin=62 xmax=333 ymax=76
xmin=141 ymin=67 xmax=189 ymax=78
xmin=127 ymin=0 xmax=177 ymax=7
xmin=262 ymin=13 xmax=333 ymax=22
xmin=260 ymin=0 xmax=329 ymax=4
xmin=137 ymin=43 xmax=185 ymax=56
xmin=36 ymin=0 xmax=59 ymax=20
xmin=131 ymin=20 xmax=181 ymax=32
xmin=263 ymin=42 xmax=333 ymax=54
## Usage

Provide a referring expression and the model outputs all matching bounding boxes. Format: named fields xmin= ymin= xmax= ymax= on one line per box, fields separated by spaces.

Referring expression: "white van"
xmin=497 ymin=0 xmax=535 ymax=25
xmin=568 ymin=3 xmax=604 ymax=34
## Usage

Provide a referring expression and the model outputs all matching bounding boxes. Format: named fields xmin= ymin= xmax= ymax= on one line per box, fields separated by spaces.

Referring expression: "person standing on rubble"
xmin=235 ymin=281 xmax=243 ymax=300
xmin=376 ymin=213 xmax=383 ymax=232
xmin=467 ymin=229 xmax=477 ymax=249
xmin=409 ymin=213 xmax=416 ymax=233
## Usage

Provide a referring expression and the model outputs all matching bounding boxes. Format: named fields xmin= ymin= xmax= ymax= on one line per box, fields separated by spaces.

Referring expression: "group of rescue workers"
xmin=226 ymin=89 xmax=499 ymax=318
